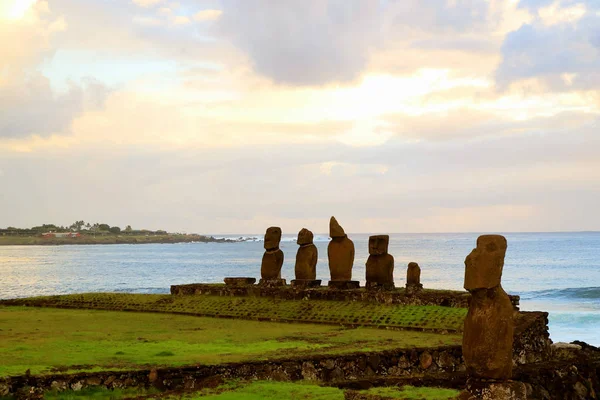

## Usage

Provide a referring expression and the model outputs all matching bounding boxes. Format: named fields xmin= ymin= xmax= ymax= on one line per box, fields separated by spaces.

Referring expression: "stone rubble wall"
xmin=514 ymin=353 xmax=600 ymax=399
xmin=0 ymin=346 xmax=464 ymax=398
xmin=513 ymin=311 xmax=553 ymax=365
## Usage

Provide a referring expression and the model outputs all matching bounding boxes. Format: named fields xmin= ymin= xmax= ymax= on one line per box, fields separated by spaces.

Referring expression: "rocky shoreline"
xmin=0 ymin=234 xmax=246 ymax=246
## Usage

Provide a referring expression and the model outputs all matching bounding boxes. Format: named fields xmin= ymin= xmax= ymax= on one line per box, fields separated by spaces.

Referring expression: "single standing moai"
xmin=365 ymin=235 xmax=394 ymax=289
xmin=294 ymin=228 xmax=318 ymax=282
xmin=260 ymin=227 xmax=284 ymax=282
xmin=405 ymin=262 xmax=423 ymax=293
xmin=462 ymin=235 xmax=514 ymax=382
xmin=327 ymin=216 xmax=358 ymax=289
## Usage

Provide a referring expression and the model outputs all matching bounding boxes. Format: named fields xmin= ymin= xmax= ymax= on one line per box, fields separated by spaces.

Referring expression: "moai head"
xmin=329 ymin=216 xmax=346 ymax=238
xmin=264 ymin=227 xmax=282 ymax=251
xmin=368 ymin=235 xmax=389 ymax=255
xmin=297 ymin=228 xmax=314 ymax=246
xmin=464 ymin=235 xmax=507 ymax=291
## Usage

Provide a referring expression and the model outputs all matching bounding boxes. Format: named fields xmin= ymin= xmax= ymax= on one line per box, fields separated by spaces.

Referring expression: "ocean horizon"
xmin=1 ymin=231 xmax=599 ymax=346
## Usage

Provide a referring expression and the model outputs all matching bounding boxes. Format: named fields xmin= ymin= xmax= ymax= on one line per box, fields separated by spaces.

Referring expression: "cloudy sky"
xmin=1 ymin=0 xmax=599 ymax=234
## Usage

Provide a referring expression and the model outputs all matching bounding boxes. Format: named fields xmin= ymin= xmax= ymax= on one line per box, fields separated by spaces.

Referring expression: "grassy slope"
xmin=1 ymin=293 xmax=467 ymax=332
xmin=37 ymin=382 xmax=460 ymax=400
xmin=0 ymin=306 xmax=461 ymax=377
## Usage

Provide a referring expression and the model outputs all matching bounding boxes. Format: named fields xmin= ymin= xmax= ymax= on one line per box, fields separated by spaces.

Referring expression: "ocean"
xmin=1 ymin=232 xmax=598 ymax=346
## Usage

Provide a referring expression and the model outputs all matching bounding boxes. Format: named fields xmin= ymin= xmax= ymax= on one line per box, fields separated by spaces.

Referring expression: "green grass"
xmin=191 ymin=381 xmax=344 ymax=399
xmin=364 ymin=385 xmax=459 ymax=399
xmin=0 ymin=306 xmax=461 ymax=377
xmin=0 ymin=381 xmax=461 ymax=400
xmin=1 ymin=293 xmax=467 ymax=332
xmin=43 ymin=387 xmax=158 ymax=399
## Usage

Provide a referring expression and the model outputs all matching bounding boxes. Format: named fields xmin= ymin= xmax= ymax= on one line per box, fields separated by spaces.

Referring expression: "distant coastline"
xmin=0 ymin=234 xmax=242 ymax=246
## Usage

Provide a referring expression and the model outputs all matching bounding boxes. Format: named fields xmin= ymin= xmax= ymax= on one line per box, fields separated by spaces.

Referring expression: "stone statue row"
xmin=261 ymin=216 xmax=422 ymax=290
xmin=269 ymin=230 xmax=518 ymax=396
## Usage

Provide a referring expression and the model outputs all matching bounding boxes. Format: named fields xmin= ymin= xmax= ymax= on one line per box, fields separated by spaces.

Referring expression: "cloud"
xmin=214 ymin=0 xmax=520 ymax=85
xmin=496 ymin=1 xmax=600 ymax=90
xmin=1 ymin=0 xmax=599 ymax=234
xmin=171 ymin=15 xmax=190 ymax=25
xmin=1 ymin=120 xmax=599 ymax=233
xmin=217 ymin=0 xmax=382 ymax=86
xmin=0 ymin=1 xmax=109 ymax=138
xmin=132 ymin=0 xmax=163 ymax=7
xmin=193 ymin=9 xmax=222 ymax=22
xmin=0 ymin=75 xmax=108 ymax=138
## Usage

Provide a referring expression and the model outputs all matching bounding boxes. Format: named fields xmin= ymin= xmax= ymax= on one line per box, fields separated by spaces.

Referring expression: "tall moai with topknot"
xmin=365 ymin=235 xmax=394 ymax=289
xmin=462 ymin=235 xmax=514 ymax=382
xmin=327 ymin=217 xmax=358 ymax=288
xmin=260 ymin=227 xmax=284 ymax=284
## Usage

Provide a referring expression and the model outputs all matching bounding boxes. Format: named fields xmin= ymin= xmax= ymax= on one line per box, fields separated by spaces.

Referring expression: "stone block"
xmin=291 ymin=279 xmax=322 ymax=288
xmin=328 ymin=280 xmax=360 ymax=289
xmin=258 ymin=278 xmax=287 ymax=287
xmin=224 ymin=277 xmax=256 ymax=286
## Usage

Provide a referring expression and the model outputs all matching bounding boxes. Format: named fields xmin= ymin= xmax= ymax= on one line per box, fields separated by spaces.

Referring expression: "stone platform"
xmin=170 ymin=283 xmax=520 ymax=309
xmin=328 ymin=280 xmax=361 ymax=290
xmin=291 ymin=279 xmax=322 ymax=288
xmin=224 ymin=277 xmax=256 ymax=286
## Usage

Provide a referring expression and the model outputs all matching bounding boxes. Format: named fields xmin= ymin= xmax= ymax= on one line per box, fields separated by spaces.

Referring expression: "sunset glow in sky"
xmin=1 ymin=0 xmax=599 ymax=233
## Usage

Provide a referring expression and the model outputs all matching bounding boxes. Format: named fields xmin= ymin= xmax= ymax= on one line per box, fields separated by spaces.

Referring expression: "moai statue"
xmin=405 ymin=262 xmax=423 ymax=293
xmin=365 ymin=235 xmax=394 ymax=289
xmin=260 ymin=227 xmax=284 ymax=282
xmin=294 ymin=228 xmax=318 ymax=284
xmin=462 ymin=235 xmax=514 ymax=382
xmin=327 ymin=216 xmax=358 ymax=288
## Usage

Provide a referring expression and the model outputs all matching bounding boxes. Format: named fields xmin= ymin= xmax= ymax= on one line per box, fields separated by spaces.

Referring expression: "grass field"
xmin=1 ymin=293 xmax=467 ymax=332
xmin=0 ymin=306 xmax=461 ymax=377
xmin=33 ymin=381 xmax=460 ymax=399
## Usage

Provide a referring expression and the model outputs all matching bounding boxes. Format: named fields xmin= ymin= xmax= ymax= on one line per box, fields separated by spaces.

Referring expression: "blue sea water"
xmin=0 ymin=232 xmax=598 ymax=346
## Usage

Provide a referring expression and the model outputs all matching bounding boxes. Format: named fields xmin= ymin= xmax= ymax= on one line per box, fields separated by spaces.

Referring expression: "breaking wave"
xmin=520 ymin=287 xmax=600 ymax=301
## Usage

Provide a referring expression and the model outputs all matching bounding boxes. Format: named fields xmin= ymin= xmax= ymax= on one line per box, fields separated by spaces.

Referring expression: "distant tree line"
xmin=0 ymin=221 xmax=169 ymax=237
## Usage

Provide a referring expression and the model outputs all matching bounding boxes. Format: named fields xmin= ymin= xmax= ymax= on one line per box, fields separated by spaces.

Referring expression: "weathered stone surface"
xmin=365 ymin=255 xmax=394 ymax=285
xmin=463 ymin=380 xmax=530 ymax=400
xmin=264 ymin=226 xmax=282 ymax=251
xmin=419 ymin=352 xmax=433 ymax=369
xmin=368 ymin=234 xmax=389 ymax=255
xmin=365 ymin=281 xmax=394 ymax=290
xmin=261 ymin=227 xmax=284 ymax=279
xmin=258 ymin=278 xmax=286 ymax=287
xmin=328 ymin=217 xmax=355 ymax=280
xmin=406 ymin=262 xmax=421 ymax=286
xmin=513 ymin=311 xmax=552 ymax=365
xmin=224 ymin=277 xmax=256 ymax=286
xmin=328 ymin=237 xmax=355 ymax=280
xmin=551 ymin=342 xmax=582 ymax=361
xmin=463 ymin=286 xmax=514 ymax=380
xmin=365 ymin=235 xmax=394 ymax=286
xmin=261 ymin=249 xmax=284 ymax=279
xmin=295 ymin=228 xmax=318 ymax=280
xmin=291 ymin=279 xmax=321 ymax=288
xmin=464 ymin=234 xmax=507 ymax=290
xmin=463 ymin=235 xmax=513 ymax=382
xmin=328 ymin=280 xmax=360 ymax=290
xmin=297 ymin=228 xmax=314 ymax=245
xmin=329 ymin=216 xmax=346 ymax=238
